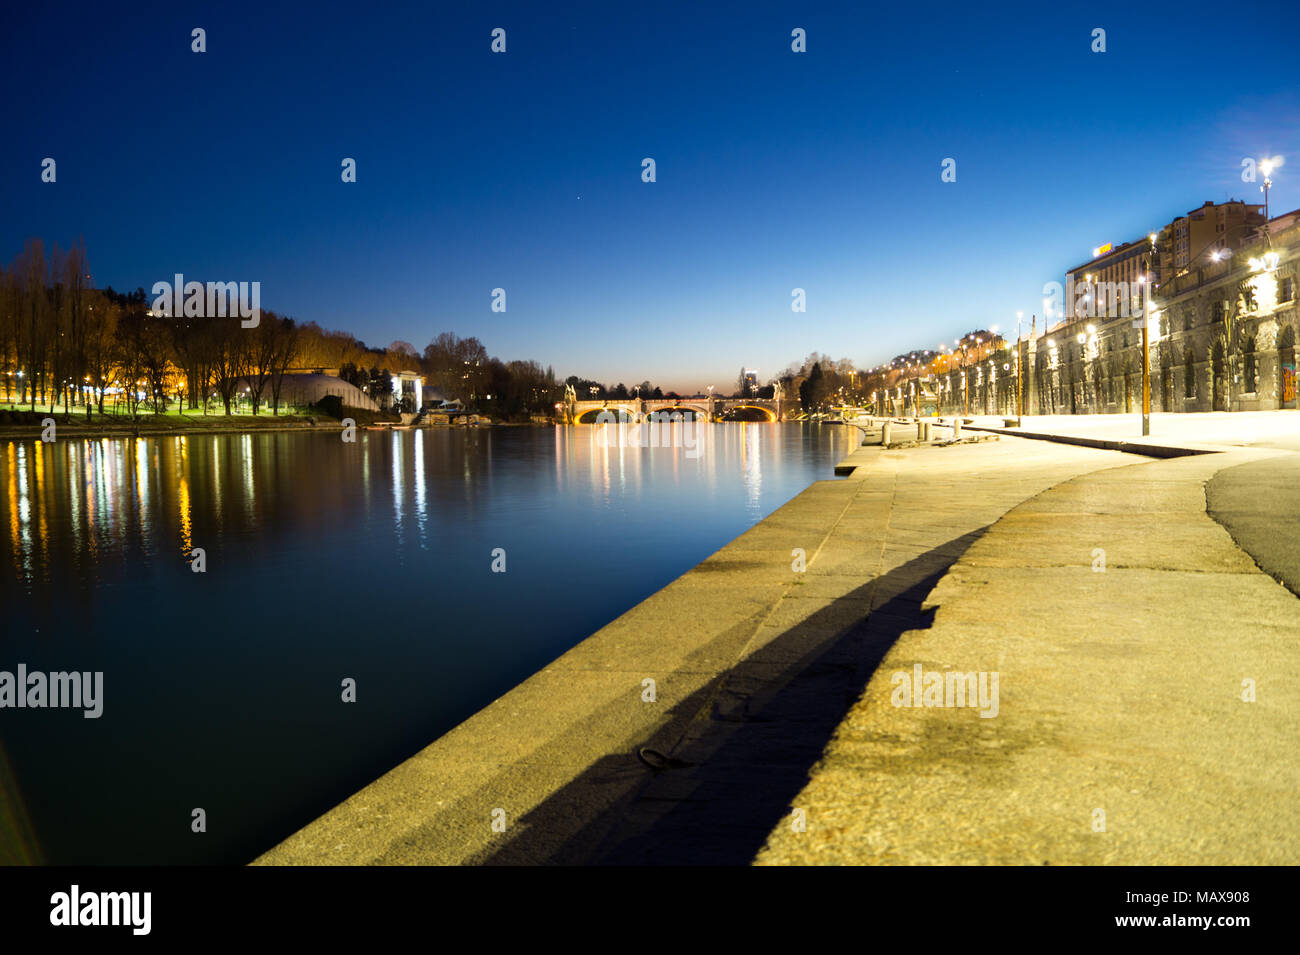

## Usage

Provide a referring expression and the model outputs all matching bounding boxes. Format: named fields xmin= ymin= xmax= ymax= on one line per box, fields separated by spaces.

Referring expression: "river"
xmin=0 ymin=422 xmax=852 ymax=863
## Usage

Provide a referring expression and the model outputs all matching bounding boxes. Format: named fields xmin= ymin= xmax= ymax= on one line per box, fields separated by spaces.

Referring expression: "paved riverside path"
xmin=1208 ymin=454 xmax=1300 ymax=599
xmin=757 ymin=445 xmax=1300 ymax=865
xmin=255 ymin=438 xmax=1132 ymax=865
xmin=961 ymin=410 xmax=1300 ymax=453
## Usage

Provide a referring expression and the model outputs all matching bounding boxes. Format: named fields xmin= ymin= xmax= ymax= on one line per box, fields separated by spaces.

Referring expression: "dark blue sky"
xmin=4 ymin=1 xmax=1298 ymax=391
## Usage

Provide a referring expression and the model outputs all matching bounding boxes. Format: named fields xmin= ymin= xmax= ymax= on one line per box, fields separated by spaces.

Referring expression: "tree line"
xmin=2 ymin=237 xmax=883 ymax=422
xmin=778 ymin=353 xmax=866 ymax=411
xmin=0 ymin=239 xmax=306 ymax=416
xmin=0 ymin=240 xmax=574 ymax=421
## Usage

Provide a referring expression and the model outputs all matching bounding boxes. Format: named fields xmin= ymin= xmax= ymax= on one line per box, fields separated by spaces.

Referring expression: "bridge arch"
xmin=720 ymin=404 xmax=777 ymax=422
xmin=644 ymin=404 xmax=708 ymax=420
xmin=576 ymin=406 xmax=638 ymax=424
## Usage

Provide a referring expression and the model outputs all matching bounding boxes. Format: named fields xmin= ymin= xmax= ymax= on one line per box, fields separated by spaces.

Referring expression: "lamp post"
xmin=960 ymin=341 xmax=969 ymax=417
xmin=1015 ymin=311 xmax=1024 ymax=425
xmin=1076 ymin=325 xmax=1098 ymax=411
xmin=1140 ymin=234 xmax=1156 ymax=435
xmin=957 ymin=337 xmax=980 ymax=417
xmin=1261 ymin=158 xmax=1274 ymax=227
xmin=938 ymin=344 xmax=952 ymax=416
xmin=986 ymin=329 xmax=1000 ymax=416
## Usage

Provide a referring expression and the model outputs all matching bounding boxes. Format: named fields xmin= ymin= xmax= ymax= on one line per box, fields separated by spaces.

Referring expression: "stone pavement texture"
xmin=1208 ymin=454 xmax=1300 ymax=599
xmin=757 ymin=445 xmax=1300 ymax=865
xmin=256 ymin=437 xmax=1133 ymax=865
xmin=962 ymin=410 xmax=1300 ymax=453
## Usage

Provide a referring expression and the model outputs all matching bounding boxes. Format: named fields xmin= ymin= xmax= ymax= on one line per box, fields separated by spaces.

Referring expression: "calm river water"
xmin=0 ymin=422 xmax=852 ymax=864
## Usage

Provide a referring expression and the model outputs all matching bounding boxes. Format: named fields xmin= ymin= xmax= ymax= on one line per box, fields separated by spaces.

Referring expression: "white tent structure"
xmin=252 ymin=374 xmax=380 ymax=411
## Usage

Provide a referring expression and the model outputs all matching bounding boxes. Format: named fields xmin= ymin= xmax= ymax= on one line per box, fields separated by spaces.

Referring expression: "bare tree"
xmin=211 ymin=316 xmax=248 ymax=415
xmin=423 ymin=332 xmax=488 ymax=403
xmin=244 ymin=309 xmax=279 ymax=414
xmin=63 ymin=240 xmax=89 ymax=411
xmin=0 ymin=263 xmax=20 ymax=402
xmin=84 ymin=291 xmax=119 ymax=415
xmin=268 ymin=316 xmax=300 ymax=415
xmin=138 ymin=313 xmax=173 ymax=413
xmin=113 ymin=309 xmax=150 ymax=417
xmin=21 ymin=240 xmax=50 ymax=410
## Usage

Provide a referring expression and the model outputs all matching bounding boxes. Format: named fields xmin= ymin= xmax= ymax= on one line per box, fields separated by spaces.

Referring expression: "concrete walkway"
xmin=961 ymin=410 xmax=1300 ymax=453
xmin=1208 ymin=454 xmax=1300 ymax=599
xmin=255 ymin=437 xmax=1131 ymax=865
xmin=757 ymin=445 xmax=1300 ymax=865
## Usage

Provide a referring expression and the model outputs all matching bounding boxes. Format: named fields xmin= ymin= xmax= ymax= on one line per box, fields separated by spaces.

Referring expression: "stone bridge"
xmin=567 ymin=397 xmax=785 ymax=423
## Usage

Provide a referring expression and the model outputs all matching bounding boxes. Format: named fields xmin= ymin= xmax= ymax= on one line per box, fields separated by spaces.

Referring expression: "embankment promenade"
xmin=0 ymin=409 xmax=327 ymax=440
xmin=253 ymin=418 xmax=1300 ymax=865
xmin=0 ymin=410 xmax=529 ymax=440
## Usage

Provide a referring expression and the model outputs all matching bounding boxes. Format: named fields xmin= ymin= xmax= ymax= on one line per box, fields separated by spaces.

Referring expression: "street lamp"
xmin=1139 ymin=235 xmax=1157 ymax=435
xmin=956 ymin=338 xmax=973 ymax=417
xmin=1075 ymin=325 xmax=1099 ymax=411
xmin=1015 ymin=310 xmax=1024 ymax=425
xmin=1260 ymin=157 xmax=1276 ymax=226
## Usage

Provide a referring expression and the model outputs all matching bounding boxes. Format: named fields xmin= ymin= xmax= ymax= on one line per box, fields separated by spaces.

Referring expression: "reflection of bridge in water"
xmin=569 ymin=397 xmax=784 ymax=423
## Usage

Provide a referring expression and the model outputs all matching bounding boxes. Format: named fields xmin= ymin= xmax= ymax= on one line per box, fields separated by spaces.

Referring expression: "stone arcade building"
xmin=1028 ymin=204 xmax=1298 ymax=416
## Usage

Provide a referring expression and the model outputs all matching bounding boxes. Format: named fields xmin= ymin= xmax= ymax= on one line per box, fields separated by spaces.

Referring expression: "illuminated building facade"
xmin=1036 ymin=205 xmax=1298 ymax=414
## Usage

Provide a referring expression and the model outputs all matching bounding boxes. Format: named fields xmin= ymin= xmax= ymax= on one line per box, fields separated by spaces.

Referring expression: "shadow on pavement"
xmin=473 ymin=526 xmax=990 ymax=865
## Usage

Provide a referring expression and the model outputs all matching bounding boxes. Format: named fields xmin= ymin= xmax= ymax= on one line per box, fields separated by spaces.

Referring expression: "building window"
xmin=1184 ymin=349 xmax=1196 ymax=398
xmin=1282 ymin=276 xmax=1295 ymax=304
